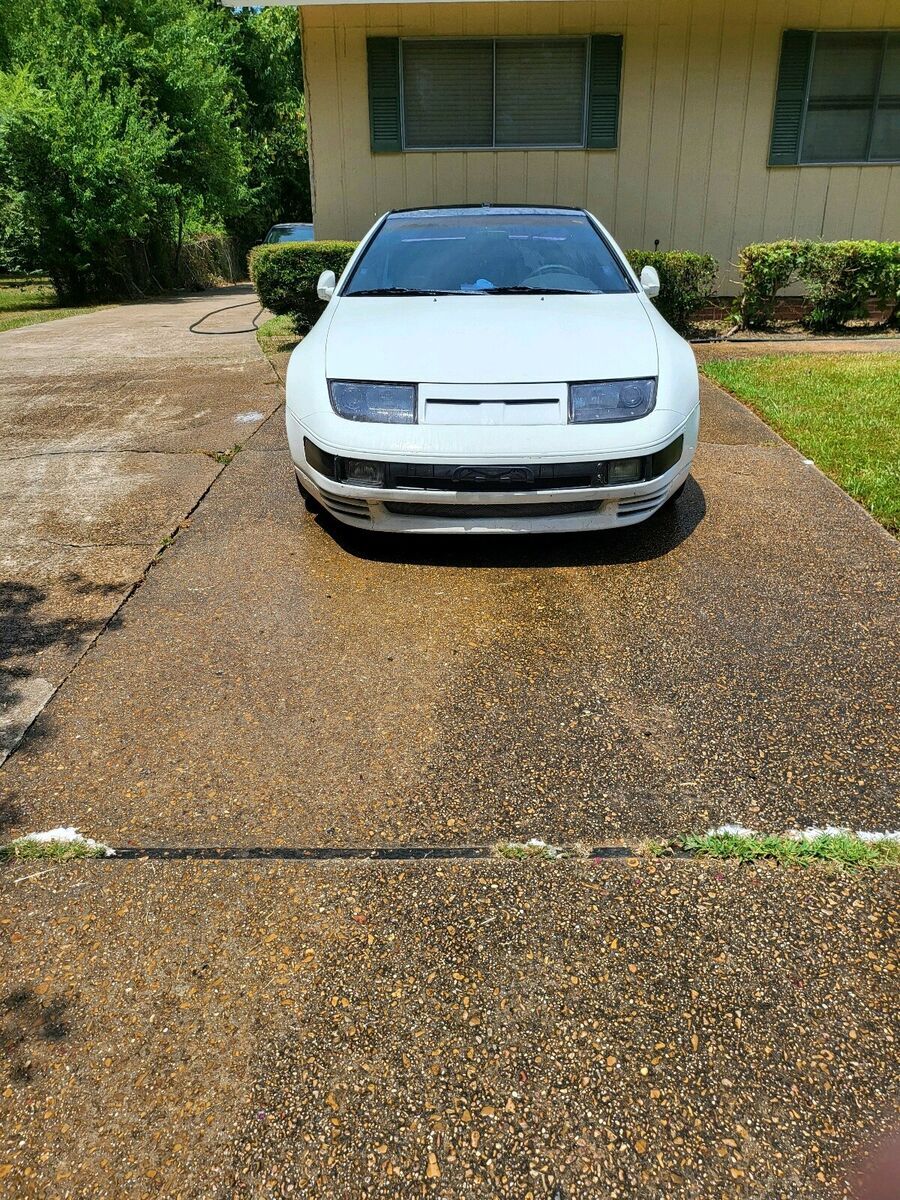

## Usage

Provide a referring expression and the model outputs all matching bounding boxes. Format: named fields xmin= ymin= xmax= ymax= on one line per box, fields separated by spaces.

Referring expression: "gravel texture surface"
xmin=1 ymin=857 xmax=897 ymax=1198
xmin=2 ymin=383 xmax=895 ymax=844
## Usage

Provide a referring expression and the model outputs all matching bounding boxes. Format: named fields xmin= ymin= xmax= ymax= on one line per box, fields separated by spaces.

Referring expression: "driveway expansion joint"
xmin=48 ymin=843 xmax=673 ymax=863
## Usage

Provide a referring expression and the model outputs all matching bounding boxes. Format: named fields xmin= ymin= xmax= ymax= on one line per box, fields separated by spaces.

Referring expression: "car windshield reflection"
xmin=343 ymin=209 xmax=633 ymax=297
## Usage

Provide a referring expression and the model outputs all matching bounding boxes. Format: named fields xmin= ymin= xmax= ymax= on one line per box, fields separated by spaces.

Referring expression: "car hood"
xmin=324 ymin=293 xmax=658 ymax=384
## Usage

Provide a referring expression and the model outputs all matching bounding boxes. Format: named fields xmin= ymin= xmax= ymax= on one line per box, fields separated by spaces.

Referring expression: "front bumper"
xmin=288 ymin=406 xmax=699 ymax=534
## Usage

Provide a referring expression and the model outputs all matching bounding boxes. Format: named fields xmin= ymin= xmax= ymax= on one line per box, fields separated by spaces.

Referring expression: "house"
xmin=226 ymin=1 xmax=899 ymax=292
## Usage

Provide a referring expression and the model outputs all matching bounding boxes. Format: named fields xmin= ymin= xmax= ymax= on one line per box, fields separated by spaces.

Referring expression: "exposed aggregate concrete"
xmin=0 ymin=858 xmax=897 ymax=1198
xmin=3 ymin=401 xmax=895 ymax=844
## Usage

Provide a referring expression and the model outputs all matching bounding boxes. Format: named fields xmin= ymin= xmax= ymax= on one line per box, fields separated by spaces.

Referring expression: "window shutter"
xmin=769 ymin=30 xmax=814 ymax=165
xmin=367 ymin=38 xmax=402 ymax=153
xmin=586 ymin=35 xmax=622 ymax=149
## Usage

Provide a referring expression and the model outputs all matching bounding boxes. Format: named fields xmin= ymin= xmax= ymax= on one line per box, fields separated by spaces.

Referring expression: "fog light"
xmin=342 ymin=458 xmax=385 ymax=487
xmin=607 ymin=458 xmax=644 ymax=484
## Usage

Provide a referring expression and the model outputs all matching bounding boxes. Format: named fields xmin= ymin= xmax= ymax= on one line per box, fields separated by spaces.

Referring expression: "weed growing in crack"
xmin=495 ymin=838 xmax=571 ymax=862
xmin=675 ymin=827 xmax=900 ymax=870
xmin=2 ymin=827 xmax=114 ymax=862
xmin=208 ymin=444 xmax=242 ymax=466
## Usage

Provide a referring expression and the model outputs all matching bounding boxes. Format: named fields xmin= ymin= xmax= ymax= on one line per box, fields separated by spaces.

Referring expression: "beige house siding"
xmin=300 ymin=1 xmax=899 ymax=292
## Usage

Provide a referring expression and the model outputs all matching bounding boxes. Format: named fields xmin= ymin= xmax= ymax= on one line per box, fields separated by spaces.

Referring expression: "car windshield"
xmin=265 ymin=225 xmax=313 ymax=243
xmin=343 ymin=209 xmax=633 ymax=297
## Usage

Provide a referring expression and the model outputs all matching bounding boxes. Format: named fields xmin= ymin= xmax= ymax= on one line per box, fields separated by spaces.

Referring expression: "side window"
xmin=367 ymin=36 xmax=622 ymax=153
xmin=770 ymin=29 xmax=900 ymax=165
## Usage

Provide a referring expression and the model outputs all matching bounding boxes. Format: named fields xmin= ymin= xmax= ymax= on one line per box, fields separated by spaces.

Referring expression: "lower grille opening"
xmin=389 ymin=465 xmax=596 ymax=492
xmin=616 ymin=486 xmax=670 ymax=518
xmin=319 ymin=489 xmax=371 ymax=521
xmin=303 ymin=435 xmax=684 ymax=493
xmin=384 ymin=500 xmax=602 ymax=519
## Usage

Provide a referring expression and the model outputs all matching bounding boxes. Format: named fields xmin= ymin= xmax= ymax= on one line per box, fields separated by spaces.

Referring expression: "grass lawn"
xmin=0 ymin=275 xmax=56 ymax=312
xmin=701 ymin=353 xmax=900 ymax=533
xmin=0 ymin=275 xmax=110 ymax=334
xmin=256 ymin=313 xmax=299 ymax=356
xmin=0 ymin=305 xmax=111 ymax=335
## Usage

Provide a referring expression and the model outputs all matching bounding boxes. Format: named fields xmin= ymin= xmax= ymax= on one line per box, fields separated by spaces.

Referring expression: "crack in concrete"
xmin=698 ymin=440 xmax=785 ymax=449
xmin=95 ymin=845 xmax=643 ymax=862
xmin=0 ymin=540 xmax=158 ymax=551
xmin=0 ymin=447 xmax=245 ymax=461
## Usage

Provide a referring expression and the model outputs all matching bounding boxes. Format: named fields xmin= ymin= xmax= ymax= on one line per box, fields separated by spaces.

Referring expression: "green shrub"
xmin=249 ymin=240 xmax=357 ymax=332
xmin=625 ymin=250 xmax=718 ymax=334
xmin=802 ymin=240 xmax=899 ymax=332
xmin=734 ymin=240 xmax=805 ymax=329
xmin=736 ymin=239 xmax=899 ymax=330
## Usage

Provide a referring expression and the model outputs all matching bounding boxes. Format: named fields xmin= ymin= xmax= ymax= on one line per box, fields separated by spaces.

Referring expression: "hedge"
xmin=249 ymin=241 xmax=357 ymax=332
xmin=735 ymin=239 xmax=900 ymax=331
xmin=624 ymin=250 xmax=717 ymax=333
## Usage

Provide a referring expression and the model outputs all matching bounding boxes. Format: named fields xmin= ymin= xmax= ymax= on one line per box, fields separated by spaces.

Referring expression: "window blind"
xmin=870 ymin=33 xmax=899 ymax=161
xmin=494 ymin=39 xmax=587 ymax=147
xmin=770 ymin=29 xmax=900 ymax=165
xmin=802 ymin=32 xmax=882 ymax=162
xmin=402 ymin=40 xmax=493 ymax=149
xmin=368 ymin=36 xmax=622 ymax=152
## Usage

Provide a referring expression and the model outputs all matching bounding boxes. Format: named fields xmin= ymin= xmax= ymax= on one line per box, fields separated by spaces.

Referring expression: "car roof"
xmin=386 ymin=205 xmax=587 ymax=219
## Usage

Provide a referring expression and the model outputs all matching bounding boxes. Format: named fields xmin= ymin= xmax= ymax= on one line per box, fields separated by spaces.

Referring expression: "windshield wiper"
xmin=479 ymin=285 xmax=591 ymax=295
xmin=349 ymin=287 xmax=453 ymax=297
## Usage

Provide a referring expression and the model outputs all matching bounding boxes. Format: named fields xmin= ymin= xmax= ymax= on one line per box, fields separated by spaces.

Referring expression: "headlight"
xmin=568 ymin=378 xmax=657 ymax=423
xmin=328 ymin=380 xmax=417 ymax=424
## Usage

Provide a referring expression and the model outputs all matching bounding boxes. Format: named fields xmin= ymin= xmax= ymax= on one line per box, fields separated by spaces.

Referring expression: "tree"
xmin=0 ymin=0 xmax=303 ymax=298
xmin=225 ymin=6 xmax=311 ymax=252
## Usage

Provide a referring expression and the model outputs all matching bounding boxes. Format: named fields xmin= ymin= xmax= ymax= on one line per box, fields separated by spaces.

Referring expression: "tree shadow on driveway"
xmin=0 ymin=576 xmax=123 ymax=761
xmin=316 ymin=476 xmax=706 ymax=568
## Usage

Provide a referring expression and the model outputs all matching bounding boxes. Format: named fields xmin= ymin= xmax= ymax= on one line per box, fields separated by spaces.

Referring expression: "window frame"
xmin=794 ymin=29 xmax=899 ymax=166
xmin=398 ymin=36 xmax=593 ymax=152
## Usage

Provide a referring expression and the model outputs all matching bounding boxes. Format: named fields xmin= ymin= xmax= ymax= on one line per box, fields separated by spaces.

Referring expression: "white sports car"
xmin=285 ymin=205 xmax=699 ymax=534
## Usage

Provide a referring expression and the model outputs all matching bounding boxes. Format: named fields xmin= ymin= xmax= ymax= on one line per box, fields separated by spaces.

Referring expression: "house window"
xmin=770 ymin=29 xmax=900 ymax=164
xmin=366 ymin=36 xmax=622 ymax=154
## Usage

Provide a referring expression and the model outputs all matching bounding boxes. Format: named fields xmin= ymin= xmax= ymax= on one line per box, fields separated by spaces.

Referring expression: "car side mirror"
xmin=640 ymin=265 xmax=660 ymax=299
xmin=316 ymin=270 xmax=336 ymax=302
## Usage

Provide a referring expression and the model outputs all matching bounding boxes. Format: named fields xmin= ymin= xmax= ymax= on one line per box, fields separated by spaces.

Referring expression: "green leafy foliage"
xmin=735 ymin=239 xmax=899 ymax=330
xmin=224 ymin=8 xmax=310 ymax=257
xmin=625 ymin=250 xmax=718 ymax=334
xmin=250 ymin=241 xmax=357 ymax=332
xmin=733 ymin=240 xmax=803 ymax=329
xmin=0 ymin=1 xmax=309 ymax=299
xmin=802 ymin=241 xmax=899 ymax=331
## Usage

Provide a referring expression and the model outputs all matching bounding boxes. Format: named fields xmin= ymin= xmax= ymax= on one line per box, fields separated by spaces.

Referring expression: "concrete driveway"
xmin=0 ymin=287 xmax=279 ymax=763
xmin=0 ymin=297 xmax=897 ymax=1198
